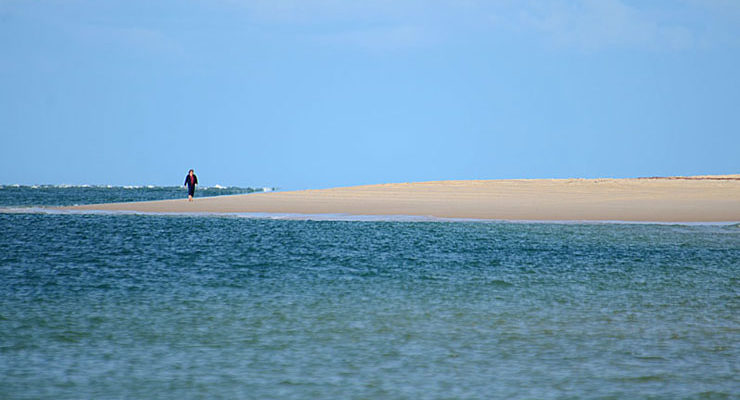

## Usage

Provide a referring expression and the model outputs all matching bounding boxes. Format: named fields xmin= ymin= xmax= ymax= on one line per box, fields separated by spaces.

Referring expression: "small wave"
xmin=617 ymin=374 xmax=670 ymax=383
xmin=487 ymin=279 xmax=513 ymax=288
xmin=0 ymin=206 xmax=58 ymax=214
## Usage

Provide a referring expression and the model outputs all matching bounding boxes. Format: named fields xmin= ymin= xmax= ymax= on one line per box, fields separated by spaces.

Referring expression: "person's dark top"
xmin=184 ymin=174 xmax=198 ymax=188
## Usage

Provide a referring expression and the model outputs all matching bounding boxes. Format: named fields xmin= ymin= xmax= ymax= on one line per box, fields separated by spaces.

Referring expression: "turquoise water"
xmin=1 ymin=188 xmax=738 ymax=399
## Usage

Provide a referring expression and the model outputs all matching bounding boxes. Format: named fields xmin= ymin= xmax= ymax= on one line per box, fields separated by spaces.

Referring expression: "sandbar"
xmin=63 ymin=176 xmax=740 ymax=222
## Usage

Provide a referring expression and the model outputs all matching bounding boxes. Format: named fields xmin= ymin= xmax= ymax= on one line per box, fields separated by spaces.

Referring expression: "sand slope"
xmin=65 ymin=176 xmax=740 ymax=222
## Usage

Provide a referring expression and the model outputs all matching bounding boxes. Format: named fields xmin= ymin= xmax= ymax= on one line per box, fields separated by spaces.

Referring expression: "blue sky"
xmin=2 ymin=0 xmax=739 ymax=189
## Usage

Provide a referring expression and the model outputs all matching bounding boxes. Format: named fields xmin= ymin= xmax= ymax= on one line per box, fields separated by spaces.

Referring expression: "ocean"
xmin=1 ymin=186 xmax=738 ymax=399
xmin=0 ymin=184 xmax=268 ymax=208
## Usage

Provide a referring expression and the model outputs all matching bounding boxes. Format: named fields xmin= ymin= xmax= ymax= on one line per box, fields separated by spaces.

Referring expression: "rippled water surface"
xmin=0 ymin=185 xmax=265 ymax=207
xmin=1 ymin=211 xmax=739 ymax=398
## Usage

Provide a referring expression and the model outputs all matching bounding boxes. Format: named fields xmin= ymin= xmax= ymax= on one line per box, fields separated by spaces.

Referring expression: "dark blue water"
xmin=0 ymin=188 xmax=738 ymax=399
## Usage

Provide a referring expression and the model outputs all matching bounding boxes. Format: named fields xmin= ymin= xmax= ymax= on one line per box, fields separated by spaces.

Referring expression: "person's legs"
xmin=188 ymin=187 xmax=195 ymax=201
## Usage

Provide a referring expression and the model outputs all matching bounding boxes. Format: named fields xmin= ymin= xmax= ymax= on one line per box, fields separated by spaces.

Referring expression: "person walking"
xmin=184 ymin=169 xmax=198 ymax=201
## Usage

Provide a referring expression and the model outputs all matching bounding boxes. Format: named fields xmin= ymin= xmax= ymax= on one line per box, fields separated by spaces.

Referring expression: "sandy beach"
xmin=64 ymin=176 xmax=740 ymax=222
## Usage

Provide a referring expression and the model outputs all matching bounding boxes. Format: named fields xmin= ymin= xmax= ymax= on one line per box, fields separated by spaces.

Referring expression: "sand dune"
xmin=65 ymin=176 xmax=740 ymax=222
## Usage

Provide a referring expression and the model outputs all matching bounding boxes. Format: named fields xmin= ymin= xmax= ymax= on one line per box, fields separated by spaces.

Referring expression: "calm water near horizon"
xmin=1 ymin=186 xmax=738 ymax=399
xmin=0 ymin=184 xmax=267 ymax=208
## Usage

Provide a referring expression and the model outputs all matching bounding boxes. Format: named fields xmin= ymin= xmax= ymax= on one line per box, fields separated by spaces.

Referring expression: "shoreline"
xmin=58 ymin=176 xmax=740 ymax=223
xmin=8 ymin=206 xmax=739 ymax=225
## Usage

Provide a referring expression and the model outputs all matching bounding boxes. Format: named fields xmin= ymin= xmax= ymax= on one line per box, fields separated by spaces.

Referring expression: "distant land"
xmin=64 ymin=175 xmax=740 ymax=222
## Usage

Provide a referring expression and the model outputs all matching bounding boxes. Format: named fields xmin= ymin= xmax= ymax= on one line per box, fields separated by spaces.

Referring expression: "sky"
xmin=1 ymin=0 xmax=739 ymax=189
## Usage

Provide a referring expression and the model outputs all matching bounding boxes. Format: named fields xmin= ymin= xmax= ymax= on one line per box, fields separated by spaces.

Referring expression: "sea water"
xmin=0 ymin=184 xmax=266 ymax=208
xmin=0 ymin=186 xmax=738 ymax=399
